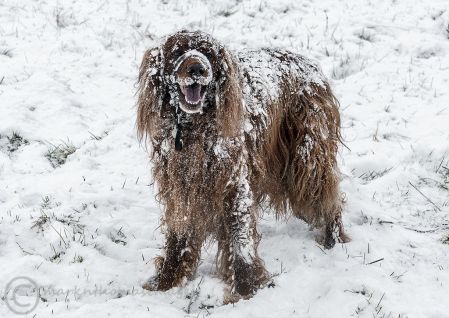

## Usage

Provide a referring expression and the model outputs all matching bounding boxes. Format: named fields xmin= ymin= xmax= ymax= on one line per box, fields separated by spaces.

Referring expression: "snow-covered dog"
xmin=137 ymin=30 xmax=348 ymax=301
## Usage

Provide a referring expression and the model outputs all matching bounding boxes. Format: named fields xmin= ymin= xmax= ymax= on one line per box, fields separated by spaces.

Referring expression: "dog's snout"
xmin=187 ymin=63 xmax=205 ymax=77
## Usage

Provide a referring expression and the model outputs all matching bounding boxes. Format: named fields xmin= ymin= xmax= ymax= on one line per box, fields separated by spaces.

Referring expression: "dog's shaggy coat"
xmin=137 ymin=30 xmax=348 ymax=300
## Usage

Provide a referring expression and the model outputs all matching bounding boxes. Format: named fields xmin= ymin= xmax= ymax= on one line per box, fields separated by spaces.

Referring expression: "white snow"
xmin=1 ymin=0 xmax=449 ymax=317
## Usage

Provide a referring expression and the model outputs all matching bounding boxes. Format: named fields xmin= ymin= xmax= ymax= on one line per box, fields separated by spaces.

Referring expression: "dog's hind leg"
xmin=322 ymin=200 xmax=350 ymax=249
xmin=275 ymin=83 xmax=349 ymax=249
xmin=217 ymin=161 xmax=269 ymax=301
xmin=143 ymin=230 xmax=202 ymax=291
xmin=288 ymin=170 xmax=350 ymax=249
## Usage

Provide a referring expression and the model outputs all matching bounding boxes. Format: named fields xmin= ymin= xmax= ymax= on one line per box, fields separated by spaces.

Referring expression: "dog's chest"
xmin=158 ymin=139 xmax=234 ymax=234
xmin=161 ymin=133 xmax=234 ymax=195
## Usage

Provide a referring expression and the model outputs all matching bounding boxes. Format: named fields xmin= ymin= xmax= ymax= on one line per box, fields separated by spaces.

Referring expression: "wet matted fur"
xmin=137 ymin=30 xmax=349 ymax=301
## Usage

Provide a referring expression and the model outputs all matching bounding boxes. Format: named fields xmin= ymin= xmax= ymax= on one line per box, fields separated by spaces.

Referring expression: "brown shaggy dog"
xmin=137 ymin=30 xmax=348 ymax=301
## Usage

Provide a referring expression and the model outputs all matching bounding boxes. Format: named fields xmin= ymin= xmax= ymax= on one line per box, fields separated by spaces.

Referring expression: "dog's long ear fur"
xmin=137 ymin=46 xmax=164 ymax=142
xmin=216 ymin=48 xmax=243 ymax=138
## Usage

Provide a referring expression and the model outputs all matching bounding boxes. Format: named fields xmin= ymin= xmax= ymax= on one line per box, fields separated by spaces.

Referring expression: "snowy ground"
xmin=1 ymin=0 xmax=449 ymax=317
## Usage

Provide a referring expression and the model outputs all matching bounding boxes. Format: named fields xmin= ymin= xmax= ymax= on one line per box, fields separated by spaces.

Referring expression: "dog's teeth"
xmin=186 ymin=98 xmax=201 ymax=104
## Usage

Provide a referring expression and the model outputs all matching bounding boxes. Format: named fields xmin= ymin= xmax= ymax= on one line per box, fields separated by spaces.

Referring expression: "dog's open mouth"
xmin=178 ymin=83 xmax=207 ymax=112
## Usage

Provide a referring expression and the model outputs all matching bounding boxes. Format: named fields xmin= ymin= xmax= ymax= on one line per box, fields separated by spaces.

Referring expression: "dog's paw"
xmin=223 ymin=258 xmax=270 ymax=303
xmin=142 ymin=274 xmax=160 ymax=291
xmin=223 ymin=277 xmax=274 ymax=304
xmin=323 ymin=235 xmax=336 ymax=249
xmin=321 ymin=221 xmax=350 ymax=249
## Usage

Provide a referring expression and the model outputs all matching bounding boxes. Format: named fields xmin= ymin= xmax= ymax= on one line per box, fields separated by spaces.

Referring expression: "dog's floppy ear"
xmin=137 ymin=46 xmax=165 ymax=142
xmin=215 ymin=47 xmax=243 ymax=138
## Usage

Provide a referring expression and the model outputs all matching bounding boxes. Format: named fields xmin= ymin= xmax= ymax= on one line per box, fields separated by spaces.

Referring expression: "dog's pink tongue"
xmin=185 ymin=84 xmax=202 ymax=104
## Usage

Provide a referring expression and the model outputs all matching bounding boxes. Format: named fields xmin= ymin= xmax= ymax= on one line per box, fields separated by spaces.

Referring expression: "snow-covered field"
xmin=1 ymin=0 xmax=449 ymax=317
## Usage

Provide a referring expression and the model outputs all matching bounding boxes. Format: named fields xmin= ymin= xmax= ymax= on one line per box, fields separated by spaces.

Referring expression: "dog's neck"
xmin=172 ymin=96 xmax=214 ymax=152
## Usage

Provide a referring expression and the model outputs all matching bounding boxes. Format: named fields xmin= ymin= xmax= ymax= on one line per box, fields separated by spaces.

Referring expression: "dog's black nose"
xmin=188 ymin=63 xmax=205 ymax=77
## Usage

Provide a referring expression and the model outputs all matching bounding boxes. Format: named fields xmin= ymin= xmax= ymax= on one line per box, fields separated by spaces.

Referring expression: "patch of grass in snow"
xmin=345 ymin=287 xmax=394 ymax=317
xmin=71 ymin=254 xmax=84 ymax=263
xmin=54 ymin=7 xmax=85 ymax=28
xmin=56 ymin=214 xmax=85 ymax=235
xmin=424 ymin=156 xmax=449 ymax=194
xmin=442 ymin=234 xmax=449 ymax=245
xmin=359 ymin=167 xmax=393 ymax=183
xmin=41 ymin=195 xmax=61 ymax=210
xmin=45 ymin=141 xmax=76 ymax=168
xmin=331 ymin=54 xmax=367 ymax=80
xmin=45 ymin=210 xmax=87 ymax=262
xmin=49 ymin=245 xmax=64 ymax=263
xmin=31 ymin=197 xmax=88 ymax=263
xmin=215 ymin=9 xmax=236 ymax=17
xmin=31 ymin=210 xmax=51 ymax=232
xmin=32 ymin=197 xmax=85 ymax=234
xmin=0 ymin=48 xmax=13 ymax=57
xmin=110 ymin=227 xmax=127 ymax=246
xmin=0 ymin=132 xmax=29 ymax=154
xmin=438 ymin=166 xmax=449 ymax=191
xmin=355 ymin=28 xmax=375 ymax=42
xmin=182 ymin=278 xmax=216 ymax=314
xmin=88 ymin=130 xmax=109 ymax=141
xmin=416 ymin=155 xmax=449 ymax=211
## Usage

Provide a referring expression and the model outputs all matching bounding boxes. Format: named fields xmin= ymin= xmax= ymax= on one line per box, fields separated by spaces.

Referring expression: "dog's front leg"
xmin=218 ymin=160 xmax=269 ymax=301
xmin=143 ymin=230 xmax=202 ymax=291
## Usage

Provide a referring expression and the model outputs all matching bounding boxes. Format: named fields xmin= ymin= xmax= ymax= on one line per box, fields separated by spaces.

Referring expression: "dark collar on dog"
xmin=175 ymin=105 xmax=183 ymax=151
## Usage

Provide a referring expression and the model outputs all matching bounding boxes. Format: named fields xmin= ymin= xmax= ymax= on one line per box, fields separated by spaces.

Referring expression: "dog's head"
xmin=172 ymin=48 xmax=213 ymax=113
xmin=137 ymin=30 xmax=243 ymax=140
